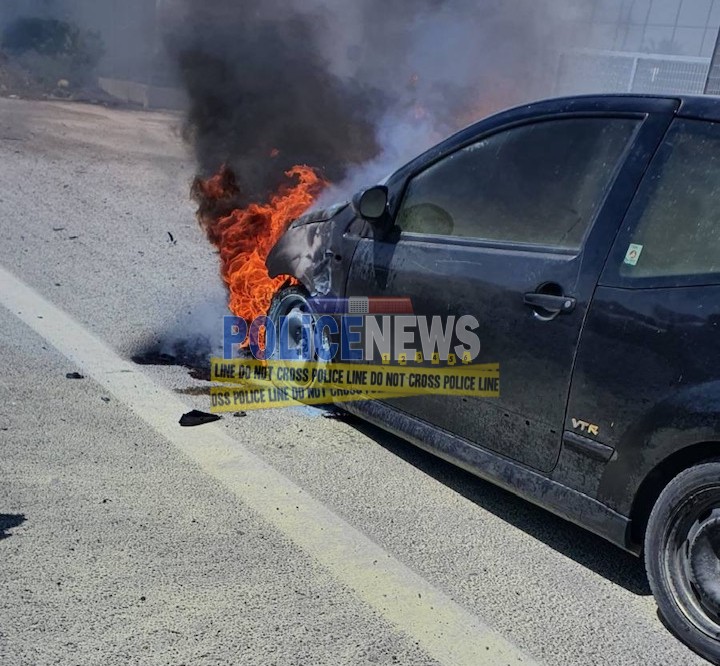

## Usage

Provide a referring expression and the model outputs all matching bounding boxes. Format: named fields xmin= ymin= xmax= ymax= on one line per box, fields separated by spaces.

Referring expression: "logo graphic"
xmin=222 ymin=297 xmax=482 ymax=364
xmin=572 ymin=419 xmax=600 ymax=437
xmin=214 ymin=296 xmax=498 ymax=412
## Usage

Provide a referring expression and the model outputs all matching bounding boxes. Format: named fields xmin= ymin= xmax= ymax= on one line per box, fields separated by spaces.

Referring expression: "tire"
xmin=645 ymin=462 xmax=720 ymax=665
xmin=267 ymin=286 xmax=314 ymax=360
xmin=267 ymin=286 xmax=333 ymax=391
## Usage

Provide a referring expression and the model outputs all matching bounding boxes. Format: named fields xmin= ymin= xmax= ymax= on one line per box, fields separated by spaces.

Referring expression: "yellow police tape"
xmin=209 ymin=358 xmax=500 ymax=412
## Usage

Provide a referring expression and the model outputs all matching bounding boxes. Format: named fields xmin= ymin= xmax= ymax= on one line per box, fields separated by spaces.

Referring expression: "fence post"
xmin=705 ymin=29 xmax=720 ymax=94
xmin=627 ymin=56 xmax=639 ymax=92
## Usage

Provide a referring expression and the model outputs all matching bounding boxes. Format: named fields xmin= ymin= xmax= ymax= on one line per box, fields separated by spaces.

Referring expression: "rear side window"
xmin=619 ymin=119 xmax=720 ymax=280
xmin=395 ymin=117 xmax=639 ymax=250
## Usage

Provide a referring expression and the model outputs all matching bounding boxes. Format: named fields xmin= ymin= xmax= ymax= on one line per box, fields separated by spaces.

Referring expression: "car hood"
xmin=289 ymin=201 xmax=349 ymax=229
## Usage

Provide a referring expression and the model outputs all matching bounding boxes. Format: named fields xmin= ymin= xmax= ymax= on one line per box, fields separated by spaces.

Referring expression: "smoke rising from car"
xmin=163 ymin=0 xmax=590 ymax=203
xmin=132 ymin=285 xmax=232 ymax=378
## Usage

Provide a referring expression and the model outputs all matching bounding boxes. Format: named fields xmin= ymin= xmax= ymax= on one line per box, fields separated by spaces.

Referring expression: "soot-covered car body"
xmin=267 ymin=94 xmax=720 ymax=662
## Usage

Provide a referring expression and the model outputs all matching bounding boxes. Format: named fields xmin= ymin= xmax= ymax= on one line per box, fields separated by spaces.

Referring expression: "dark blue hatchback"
xmin=267 ymin=95 xmax=720 ymax=664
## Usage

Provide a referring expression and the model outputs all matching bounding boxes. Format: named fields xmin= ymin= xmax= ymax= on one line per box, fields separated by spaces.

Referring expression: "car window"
xmin=395 ymin=117 xmax=639 ymax=250
xmin=618 ymin=119 xmax=720 ymax=280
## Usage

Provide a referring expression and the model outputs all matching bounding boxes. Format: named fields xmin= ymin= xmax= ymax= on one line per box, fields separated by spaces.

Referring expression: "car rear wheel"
xmin=645 ymin=462 xmax=720 ymax=664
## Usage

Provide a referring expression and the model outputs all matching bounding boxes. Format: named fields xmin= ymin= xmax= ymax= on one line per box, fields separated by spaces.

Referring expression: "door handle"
xmin=524 ymin=292 xmax=576 ymax=320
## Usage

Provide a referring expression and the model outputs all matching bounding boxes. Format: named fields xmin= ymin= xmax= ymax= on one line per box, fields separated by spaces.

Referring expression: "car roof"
xmin=514 ymin=93 xmax=720 ymax=122
xmin=675 ymin=94 xmax=720 ymax=121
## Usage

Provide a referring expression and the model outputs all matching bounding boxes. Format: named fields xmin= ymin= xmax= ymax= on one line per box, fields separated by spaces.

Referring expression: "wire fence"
xmin=555 ymin=49 xmax=712 ymax=96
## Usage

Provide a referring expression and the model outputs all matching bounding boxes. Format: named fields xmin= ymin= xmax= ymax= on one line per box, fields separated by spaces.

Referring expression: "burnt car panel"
xmin=266 ymin=203 xmax=364 ymax=297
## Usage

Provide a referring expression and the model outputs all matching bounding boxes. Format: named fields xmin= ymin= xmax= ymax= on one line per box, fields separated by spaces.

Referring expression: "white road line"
xmin=0 ymin=264 xmax=535 ymax=666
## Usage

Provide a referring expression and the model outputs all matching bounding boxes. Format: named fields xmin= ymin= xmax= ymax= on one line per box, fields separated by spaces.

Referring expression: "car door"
xmin=566 ymin=115 xmax=720 ymax=511
xmin=344 ymin=99 xmax=676 ymax=473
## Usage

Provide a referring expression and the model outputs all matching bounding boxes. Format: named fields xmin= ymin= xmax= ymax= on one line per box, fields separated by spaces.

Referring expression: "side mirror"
xmin=354 ymin=185 xmax=389 ymax=223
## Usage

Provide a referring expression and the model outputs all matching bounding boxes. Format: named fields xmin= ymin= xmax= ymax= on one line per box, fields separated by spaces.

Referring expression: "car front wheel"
xmin=645 ymin=462 xmax=720 ymax=664
xmin=267 ymin=286 xmax=335 ymax=391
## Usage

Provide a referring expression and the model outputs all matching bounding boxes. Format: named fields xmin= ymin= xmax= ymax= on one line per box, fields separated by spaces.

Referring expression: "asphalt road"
xmin=0 ymin=97 xmax=711 ymax=666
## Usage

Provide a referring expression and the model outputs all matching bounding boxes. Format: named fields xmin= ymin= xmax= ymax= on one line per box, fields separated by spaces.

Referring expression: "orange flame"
xmin=193 ymin=165 xmax=326 ymax=323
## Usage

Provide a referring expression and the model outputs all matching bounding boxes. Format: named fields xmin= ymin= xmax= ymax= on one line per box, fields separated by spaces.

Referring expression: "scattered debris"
xmin=52 ymin=226 xmax=65 ymax=232
xmin=174 ymin=386 xmax=210 ymax=397
xmin=101 ymin=396 xmax=111 ymax=403
xmin=179 ymin=410 xmax=221 ymax=427
xmin=188 ymin=367 xmax=211 ymax=382
xmin=0 ymin=513 xmax=26 ymax=539
xmin=132 ymin=340 xmax=215 ymax=381
xmin=167 ymin=231 xmax=177 ymax=245
xmin=322 ymin=409 xmax=349 ymax=420
xmin=132 ymin=351 xmax=178 ymax=366
xmin=65 ymin=372 xmax=84 ymax=380
xmin=68 ymin=235 xmax=79 ymax=240
xmin=233 ymin=411 xmax=247 ymax=418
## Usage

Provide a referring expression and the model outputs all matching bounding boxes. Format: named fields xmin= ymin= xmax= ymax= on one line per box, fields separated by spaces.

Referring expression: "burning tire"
xmin=645 ymin=462 xmax=720 ymax=664
xmin=267 ymin=285 xmax=332 ymax=392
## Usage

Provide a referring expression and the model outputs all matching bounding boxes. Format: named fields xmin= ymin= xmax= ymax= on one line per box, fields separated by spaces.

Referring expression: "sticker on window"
xmin=624 ymin=243 xmax=644 ymax=267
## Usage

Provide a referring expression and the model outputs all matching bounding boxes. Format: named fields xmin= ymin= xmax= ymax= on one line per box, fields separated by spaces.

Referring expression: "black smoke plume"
xmin=163 ymin=0 xmax=384 ymax=202
xmin=163 ymin=0 xmax=589 ymax=202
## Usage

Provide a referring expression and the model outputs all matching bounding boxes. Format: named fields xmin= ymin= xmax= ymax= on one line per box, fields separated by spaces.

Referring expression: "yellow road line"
xmin=0 ymin=264 xmax=536 ymax=666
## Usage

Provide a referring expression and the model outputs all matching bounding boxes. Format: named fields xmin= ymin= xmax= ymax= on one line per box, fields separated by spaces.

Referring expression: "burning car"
xmin=263 ymin=94 xmax=720 ymax=663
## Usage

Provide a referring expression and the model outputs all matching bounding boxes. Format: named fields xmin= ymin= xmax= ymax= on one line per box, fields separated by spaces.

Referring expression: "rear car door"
xmin=345 ymin=98 xmax=677 ymax=473
xmin=567 ymin=113 xmax=720 ymax=514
